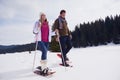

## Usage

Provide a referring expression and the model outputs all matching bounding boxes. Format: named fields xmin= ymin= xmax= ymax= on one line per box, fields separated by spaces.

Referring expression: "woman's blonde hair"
xmin=39 ymin=12 xmax=48 ymax=23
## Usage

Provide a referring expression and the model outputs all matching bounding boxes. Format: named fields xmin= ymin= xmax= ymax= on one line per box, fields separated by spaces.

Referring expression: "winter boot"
xmin=40 ymin=60 xmax=53 ymax=76
xmin=62 ymin=62 xmax=70 ymax=67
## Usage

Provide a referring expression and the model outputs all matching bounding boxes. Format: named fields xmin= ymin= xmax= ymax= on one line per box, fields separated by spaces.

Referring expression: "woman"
xmin=33 ymin=13 xmax=52 ymax=75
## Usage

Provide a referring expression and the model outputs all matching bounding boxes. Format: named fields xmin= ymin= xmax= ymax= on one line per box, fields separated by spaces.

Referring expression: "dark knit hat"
xmin=60 ymin=10 xmax=66 ymax=14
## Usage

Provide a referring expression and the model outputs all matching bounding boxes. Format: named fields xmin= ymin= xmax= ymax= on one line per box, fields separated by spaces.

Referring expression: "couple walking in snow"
xmin=33 ymin=10 xmax=72 ymax=75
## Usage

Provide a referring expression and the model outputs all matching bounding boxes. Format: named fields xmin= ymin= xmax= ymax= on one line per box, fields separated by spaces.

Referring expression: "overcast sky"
xmin=0 ymin=0 xmax=120 ymax=44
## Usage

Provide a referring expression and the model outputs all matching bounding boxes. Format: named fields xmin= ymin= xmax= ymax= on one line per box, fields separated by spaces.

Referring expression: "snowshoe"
xmin=57 ymin=53 xmax=72 ymax=63
xmin=34 ymin=67 xmax=56 ymax=76
xmin=59 ymin=63 xmax=73 ymax=67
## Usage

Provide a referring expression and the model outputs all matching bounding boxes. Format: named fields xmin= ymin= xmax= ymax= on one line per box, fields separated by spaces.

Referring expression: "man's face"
xmin=61 ymin=12 xmax=66 ymax=18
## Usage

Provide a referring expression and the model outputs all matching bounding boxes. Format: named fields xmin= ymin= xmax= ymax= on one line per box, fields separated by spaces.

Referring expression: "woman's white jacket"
xmin=33 ymin=21 xmax=52 ymax=42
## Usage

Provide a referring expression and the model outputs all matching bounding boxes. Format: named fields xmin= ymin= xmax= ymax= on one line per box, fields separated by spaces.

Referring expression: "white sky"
xmin=0 ymin=0 xmax=120 ymax=44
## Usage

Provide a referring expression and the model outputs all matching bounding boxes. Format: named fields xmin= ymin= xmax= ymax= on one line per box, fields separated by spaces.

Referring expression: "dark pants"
xmin=59 ymin=36 xmax=72 ymax=64
xmin=38 ymin=41 xmax=49 ymax=60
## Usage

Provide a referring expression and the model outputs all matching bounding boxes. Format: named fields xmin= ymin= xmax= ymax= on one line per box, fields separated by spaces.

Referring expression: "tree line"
xmin=71 ymin=15 xmax=120 ymax=48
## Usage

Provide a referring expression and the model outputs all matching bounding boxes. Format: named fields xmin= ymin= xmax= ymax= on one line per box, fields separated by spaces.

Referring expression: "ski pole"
xmin=58 ymin=37 xmax=67 ymax=70
xmin=32 ymin=34 xmax=39 ymax=71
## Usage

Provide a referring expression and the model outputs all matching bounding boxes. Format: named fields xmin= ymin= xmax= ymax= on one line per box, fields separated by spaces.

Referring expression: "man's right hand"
xmin=55 ymin=29 xmax=60 ymax=42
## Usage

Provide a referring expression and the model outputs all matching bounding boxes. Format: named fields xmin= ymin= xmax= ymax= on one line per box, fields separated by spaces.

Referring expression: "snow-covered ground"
xmin=0 ymin=44 xmax=120 ymax=80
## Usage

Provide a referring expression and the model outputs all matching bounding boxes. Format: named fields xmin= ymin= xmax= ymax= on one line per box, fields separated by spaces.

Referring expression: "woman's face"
xmin=41 ymin=14 xmax=46 ymax=21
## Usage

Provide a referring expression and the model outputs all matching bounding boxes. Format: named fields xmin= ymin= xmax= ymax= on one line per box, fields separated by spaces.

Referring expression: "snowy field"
xmin=0 ymin=44 xmax=120 ymax=80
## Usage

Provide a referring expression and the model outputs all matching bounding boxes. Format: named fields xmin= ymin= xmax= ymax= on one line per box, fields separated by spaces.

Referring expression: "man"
xmin=53 ymin=10 xmax=72 ymax=67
